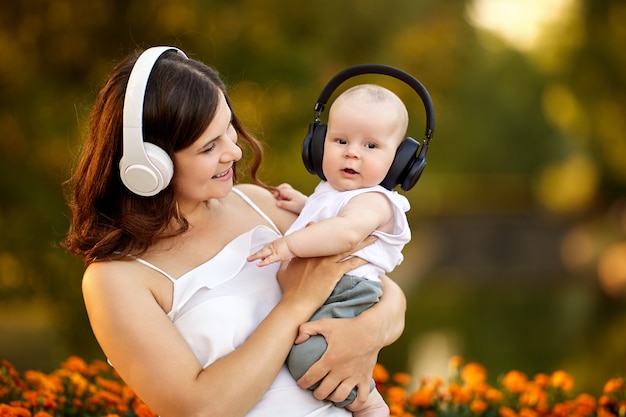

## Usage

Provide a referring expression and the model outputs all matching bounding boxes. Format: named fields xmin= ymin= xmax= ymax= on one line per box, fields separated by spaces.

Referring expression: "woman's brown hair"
xmin=63 ymin=49 xmax=266 ymax=264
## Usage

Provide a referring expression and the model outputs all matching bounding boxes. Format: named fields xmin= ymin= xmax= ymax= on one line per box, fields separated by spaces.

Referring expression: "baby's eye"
xmin=365 ymin=142 xmax=377 ymax=149
xmin=336 ymin=138 xmax=347 ymax=145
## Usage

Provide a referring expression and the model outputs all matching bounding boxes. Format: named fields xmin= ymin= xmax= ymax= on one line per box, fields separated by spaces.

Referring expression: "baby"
xmin=248 ymin=84 xmax=411 ymax=417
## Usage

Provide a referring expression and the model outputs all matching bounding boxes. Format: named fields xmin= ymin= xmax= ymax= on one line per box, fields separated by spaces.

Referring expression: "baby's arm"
xmin=289 ymin=191 xmax=394 ymax=258
xmin=285 ymin=192 xmax=393 ymax=258
xmin=273 ymin=183 xmax=308 ymax=214
xmin=249 ymin=192 xmax=394 ymax=266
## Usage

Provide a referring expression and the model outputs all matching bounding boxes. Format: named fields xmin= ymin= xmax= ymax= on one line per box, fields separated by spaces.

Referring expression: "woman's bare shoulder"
xmin=234 ymin=183 xmax=297 ymax=233
xmin=83 ymin=259 xmax=147 ymax=294
xmin=234 ymin=183 xmax=273 ymax=201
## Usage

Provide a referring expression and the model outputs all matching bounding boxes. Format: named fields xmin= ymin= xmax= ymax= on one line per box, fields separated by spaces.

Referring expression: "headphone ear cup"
xmin=302 ymin=123 xmax=316 ymax=174
xmin=144 ymin=142 xmax=174 ymax=189
xmin=121 ymin=142 xmax=173 ymax=197
xmin=400 ymin=148 xmax=426 ymax=191
xmin=301 ymin=122 xmax=327 ymax=180
xmin=380 ymin=138 xmax=420 ymax=190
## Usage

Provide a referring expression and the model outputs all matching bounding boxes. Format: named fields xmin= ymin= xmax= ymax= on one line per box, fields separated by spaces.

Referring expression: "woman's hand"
xmin=295 ymin=315 xmax=379 ymax=406
xmin=295 ymin=275 xmax=406 ymax=407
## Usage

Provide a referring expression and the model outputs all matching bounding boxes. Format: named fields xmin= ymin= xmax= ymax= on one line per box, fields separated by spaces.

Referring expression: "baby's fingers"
xmin=247 ymin=248 xmax=271 ymax=262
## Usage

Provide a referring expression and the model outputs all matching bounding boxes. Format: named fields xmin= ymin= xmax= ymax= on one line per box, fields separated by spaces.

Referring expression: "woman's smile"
xmin=213 ymin=166 xmax=233 ymax=180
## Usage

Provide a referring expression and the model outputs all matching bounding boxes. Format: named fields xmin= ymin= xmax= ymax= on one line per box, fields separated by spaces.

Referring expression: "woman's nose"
xmin=229 ymin=140 xmax=243 ymax=162
xmin=224 ymin=130 xmax=242 ymax=162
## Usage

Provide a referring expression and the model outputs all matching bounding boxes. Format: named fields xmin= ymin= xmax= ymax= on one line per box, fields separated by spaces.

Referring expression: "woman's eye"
xmin=202 ymin=142 xmax=217 ymax=153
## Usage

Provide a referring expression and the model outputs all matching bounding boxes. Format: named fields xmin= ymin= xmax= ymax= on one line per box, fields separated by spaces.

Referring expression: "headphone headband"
xmin=313 ymin=64 xmax=435 ymax=141
xmin=120 ymin=46 xmax=188 ymax=196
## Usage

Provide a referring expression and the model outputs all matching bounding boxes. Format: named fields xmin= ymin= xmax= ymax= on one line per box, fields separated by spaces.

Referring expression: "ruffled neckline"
xmin=169 ymin=225 xmax=280 ymax=318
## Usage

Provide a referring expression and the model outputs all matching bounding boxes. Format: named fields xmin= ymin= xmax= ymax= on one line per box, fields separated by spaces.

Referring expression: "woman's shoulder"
xmin=83 ymin=258 xmax=151 ymax=295
xmin=234 ymin=183 xmax=274 ymax=202
xmin=234 ymin=183 xmax=297 ymax=234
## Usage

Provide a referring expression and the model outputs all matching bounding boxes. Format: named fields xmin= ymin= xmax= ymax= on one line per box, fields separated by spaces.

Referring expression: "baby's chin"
xmin=327 ymin=180 xmax=381 ymax=192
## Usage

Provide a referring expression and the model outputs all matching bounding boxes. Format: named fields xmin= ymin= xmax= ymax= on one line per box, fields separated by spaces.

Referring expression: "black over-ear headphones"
xmin=302 ymin=64 xmax=435 ymax=192
xmin=120 ymin=46 xmax=188 ymax=196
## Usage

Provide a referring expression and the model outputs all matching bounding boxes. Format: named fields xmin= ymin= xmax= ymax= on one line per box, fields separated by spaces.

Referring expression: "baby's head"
xmin=321 ymin=84 xmax=409 ymax=191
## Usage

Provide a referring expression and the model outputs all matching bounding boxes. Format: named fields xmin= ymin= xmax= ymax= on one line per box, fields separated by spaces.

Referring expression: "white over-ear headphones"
xmin=120 ymin=46 xmax=188 ymax=196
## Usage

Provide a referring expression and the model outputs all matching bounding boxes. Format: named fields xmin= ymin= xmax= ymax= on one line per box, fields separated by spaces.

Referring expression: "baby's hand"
xmin=247 ymin=246 xmax=281 ymax=266
xmin=247 ymin=238 xmax=295 ymax=266
xmin=274 ymin=183 xmax=308 ymax=214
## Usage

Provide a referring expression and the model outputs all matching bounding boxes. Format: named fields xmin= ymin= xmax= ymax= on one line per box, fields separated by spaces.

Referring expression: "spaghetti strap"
xmin=232 ymin=187 xmax=281 ymax=235
xmin=134 ymin=257 xmax=177 ymax=283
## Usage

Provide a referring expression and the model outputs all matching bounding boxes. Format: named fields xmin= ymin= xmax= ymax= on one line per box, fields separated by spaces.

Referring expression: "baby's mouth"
xmin=342 ymin=168 xmax=358 ymax=175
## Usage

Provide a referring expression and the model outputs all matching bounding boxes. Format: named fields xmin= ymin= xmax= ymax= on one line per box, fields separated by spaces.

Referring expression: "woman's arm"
xmin=295 ymin=274 xmax=406 ymax=407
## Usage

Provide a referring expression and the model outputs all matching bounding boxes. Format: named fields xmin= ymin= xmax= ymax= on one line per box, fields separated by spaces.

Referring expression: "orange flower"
xmin=55 ymin=369 xmax=89 ymax=397
xmin=21 ymin=391 xmax=50 ymax=409
xmin=550 ymin=370 xmax=574 ymax=392
xmin=573 ymin=393 xmax=597 ymax=416
xmin=388 ymin=402 xmax=406 ymax=416
xmin=386 ymin=386 xmax=408 ymax=406
xmin=61 ymin=357 xmax=88 ymax=374
xmin=393 ymin=372 xmax=412 ymax=386
xmin=499 ymin=405 xmax=518 ymax=417
xmin=518 ymin=407 xmax=539 ymax=417
xmin=486 ymin=387 xmax=503 ymax=403
xmin=461 ymin=362 xmax=487 ymax=388
xmin=553 ymin=402 xmax=571 ymax=416
xmin=409 ymin=387 xmax=435 ymax=408
xmin=23 ymin=372 xmax=60 ymax=394
xmin=502 ymin=370 xmax=528 ymax=394
xmin=520 ymin=383 xmax=546 ymax=408
xmin=604 ymin=377 xmax=624 ymax=394
xmin=448 ymin=383 xmax=471 ymax=404
xmin=95 ymin=376 xmax=124 ymax=395
xmin=532 ymin=373 xmax=550 ymax=388
xmin=87 ymin=360 xmax=112 ymax=377
xmin=0 ymin=404 xmax=31 ymax=417
xmin=87 ymin=391 xmax=127 ymax=415
xmin=372 ymin=363 xmax=390 ymax=384
xmin=470 ymin=398 xmax=488 ymax=413
xmin=133 ymin=403 xmax=157 ymax=417
xmin=6 ymin=355 xmax=626 ymax=417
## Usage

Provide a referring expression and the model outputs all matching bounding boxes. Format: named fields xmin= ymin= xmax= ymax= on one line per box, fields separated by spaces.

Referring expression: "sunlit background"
xmin=1 ymin=0 xmax=625 ymax=396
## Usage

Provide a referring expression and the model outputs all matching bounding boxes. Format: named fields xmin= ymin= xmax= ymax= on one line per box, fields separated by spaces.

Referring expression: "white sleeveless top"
xmin=135 ymin=188 xmax=350 ymax=417
xmin=286 ymin=181 xmax=411 ymax=281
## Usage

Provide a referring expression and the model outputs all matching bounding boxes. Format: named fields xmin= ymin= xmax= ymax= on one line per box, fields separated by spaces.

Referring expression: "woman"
xmin=63 ymin=46 xmax=405 ymax=417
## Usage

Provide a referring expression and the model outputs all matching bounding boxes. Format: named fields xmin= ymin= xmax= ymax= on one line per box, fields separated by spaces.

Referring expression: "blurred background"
xmin=1 ymin=0 xmax=625 ymax=396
